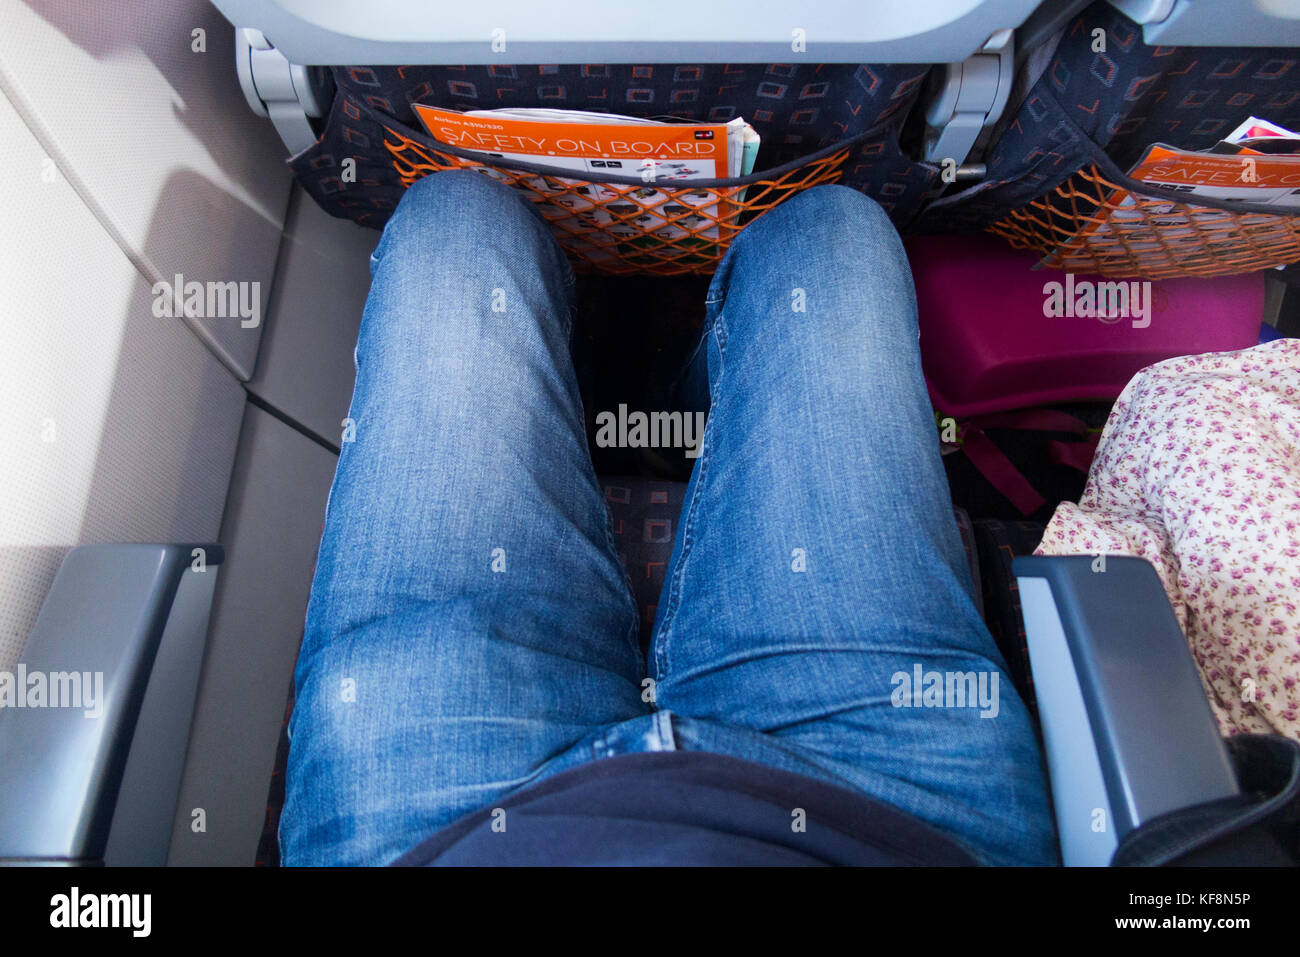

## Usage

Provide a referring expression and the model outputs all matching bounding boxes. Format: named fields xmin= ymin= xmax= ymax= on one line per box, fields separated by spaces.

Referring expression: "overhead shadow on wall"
xmin=21 ymin=0 xmax=293 ymax=205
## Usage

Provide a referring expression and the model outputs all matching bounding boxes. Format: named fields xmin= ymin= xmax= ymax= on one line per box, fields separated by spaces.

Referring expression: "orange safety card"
xmin=412 ymin=104 xmax=734 ymax=181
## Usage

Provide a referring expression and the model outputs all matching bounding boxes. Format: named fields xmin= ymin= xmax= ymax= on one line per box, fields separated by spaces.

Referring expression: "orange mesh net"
xmin=988 ymin=163 xmax=1300 ymax=280
xmin=383 ymin=124 xmax=849 ymax=276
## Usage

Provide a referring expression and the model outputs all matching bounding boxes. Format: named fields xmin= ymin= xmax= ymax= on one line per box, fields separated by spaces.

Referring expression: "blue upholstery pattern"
xmin=920 ymin=1 xmax=1300 ymax=233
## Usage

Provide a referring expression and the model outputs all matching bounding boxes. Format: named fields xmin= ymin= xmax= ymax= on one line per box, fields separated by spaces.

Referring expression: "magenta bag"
xmin=905 ymin=235 xmax=1266 ymax=514
xmin=905 ymin=235 xmax=1265 ymax=419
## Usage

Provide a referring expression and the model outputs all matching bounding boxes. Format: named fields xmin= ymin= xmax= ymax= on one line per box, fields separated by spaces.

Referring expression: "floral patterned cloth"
xmin=1036 ymin=339 xmax=1300 ymax=740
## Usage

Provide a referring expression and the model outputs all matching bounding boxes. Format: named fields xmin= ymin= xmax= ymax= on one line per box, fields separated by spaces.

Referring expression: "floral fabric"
xmin=1036 ymin=339 xmax=1300 ymax=740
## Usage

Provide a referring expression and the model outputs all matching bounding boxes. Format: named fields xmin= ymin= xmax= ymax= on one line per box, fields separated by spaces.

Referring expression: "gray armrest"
xmin=0 ymin=544 xmax=222 ymax=865
xmin=1013 ymin=554 xmax=1239 ymax=866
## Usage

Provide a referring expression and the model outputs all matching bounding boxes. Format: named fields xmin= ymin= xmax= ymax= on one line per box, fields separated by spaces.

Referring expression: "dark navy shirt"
xmin=394 ymin=751 xmax=978 ymax=866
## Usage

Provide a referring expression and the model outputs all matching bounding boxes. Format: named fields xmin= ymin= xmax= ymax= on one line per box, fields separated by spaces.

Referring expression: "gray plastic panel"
xmin=210 ymin=0 xmax=1044 ymax=64
xmin=0 ymin=544 xmax=222 ymax=863
xmin=1014 ymin=555 xmax=1239 ymax=840
xmin=102 ymin=564 xmax=220 ymax=866
xmin=1018 ymin=577 xmax=1118 ymax=866
xmin=167 ymin=404 xmax=337 ymax=865
xmin=247 ymin=186 xmax=376 ymax=445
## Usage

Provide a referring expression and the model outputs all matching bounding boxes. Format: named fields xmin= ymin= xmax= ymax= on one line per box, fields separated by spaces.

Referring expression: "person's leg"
xmin=650 ymin=185 xmax=1056 ymax=866
xmin=280 ymin=171 xmax=647 ymax=866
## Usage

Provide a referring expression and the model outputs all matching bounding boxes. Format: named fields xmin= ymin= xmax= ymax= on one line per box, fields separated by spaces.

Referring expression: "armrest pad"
xmin=0 ymin=544 xmax=222 ymax=863
xmin=1014 ymin=555 xmax=1239 ymax=862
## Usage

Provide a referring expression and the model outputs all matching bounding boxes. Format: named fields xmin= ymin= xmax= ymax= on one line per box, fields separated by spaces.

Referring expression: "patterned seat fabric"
xmin=920 ymin=0 xmax=1300 ymax=233
xmin=256 ymin=476 xmax=992 ymax=865
xmin=971 ymin=518 xmax=1049 ymax=727
xmin=602 ymin=476 xmax=689 ymax=650
xmin=288 ymin=63 xmax=942 ymax=232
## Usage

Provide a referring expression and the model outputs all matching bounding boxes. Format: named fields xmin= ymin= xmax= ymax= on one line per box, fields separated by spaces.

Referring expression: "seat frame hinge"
xmin=235 ymin=27 xmax=333 ymax=156
xmin=922 ymin=28 xmax=1016 ymax=177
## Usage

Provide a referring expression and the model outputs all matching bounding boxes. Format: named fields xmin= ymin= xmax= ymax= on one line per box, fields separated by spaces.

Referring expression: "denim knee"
xmin=711 ymin=184 xmax=916 ymax=351
xmin=738 ymin=184 xmax=898 ymax=256
xmin=393 ymin=168 xmax=533 ymax=224
xmin=373 ymin=170 xmax=561 ymax=272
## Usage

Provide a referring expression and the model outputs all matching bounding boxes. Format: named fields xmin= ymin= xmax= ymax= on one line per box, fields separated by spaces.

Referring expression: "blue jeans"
xmin=279 ymin=171 xmax=1057 ymax=867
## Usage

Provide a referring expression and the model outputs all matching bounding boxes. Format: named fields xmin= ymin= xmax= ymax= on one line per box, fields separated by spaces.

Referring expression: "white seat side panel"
xmin=0 ymin=0 xmax=293 ymax=379
xmin=0 ymin=89 xmax=245 ymax=672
